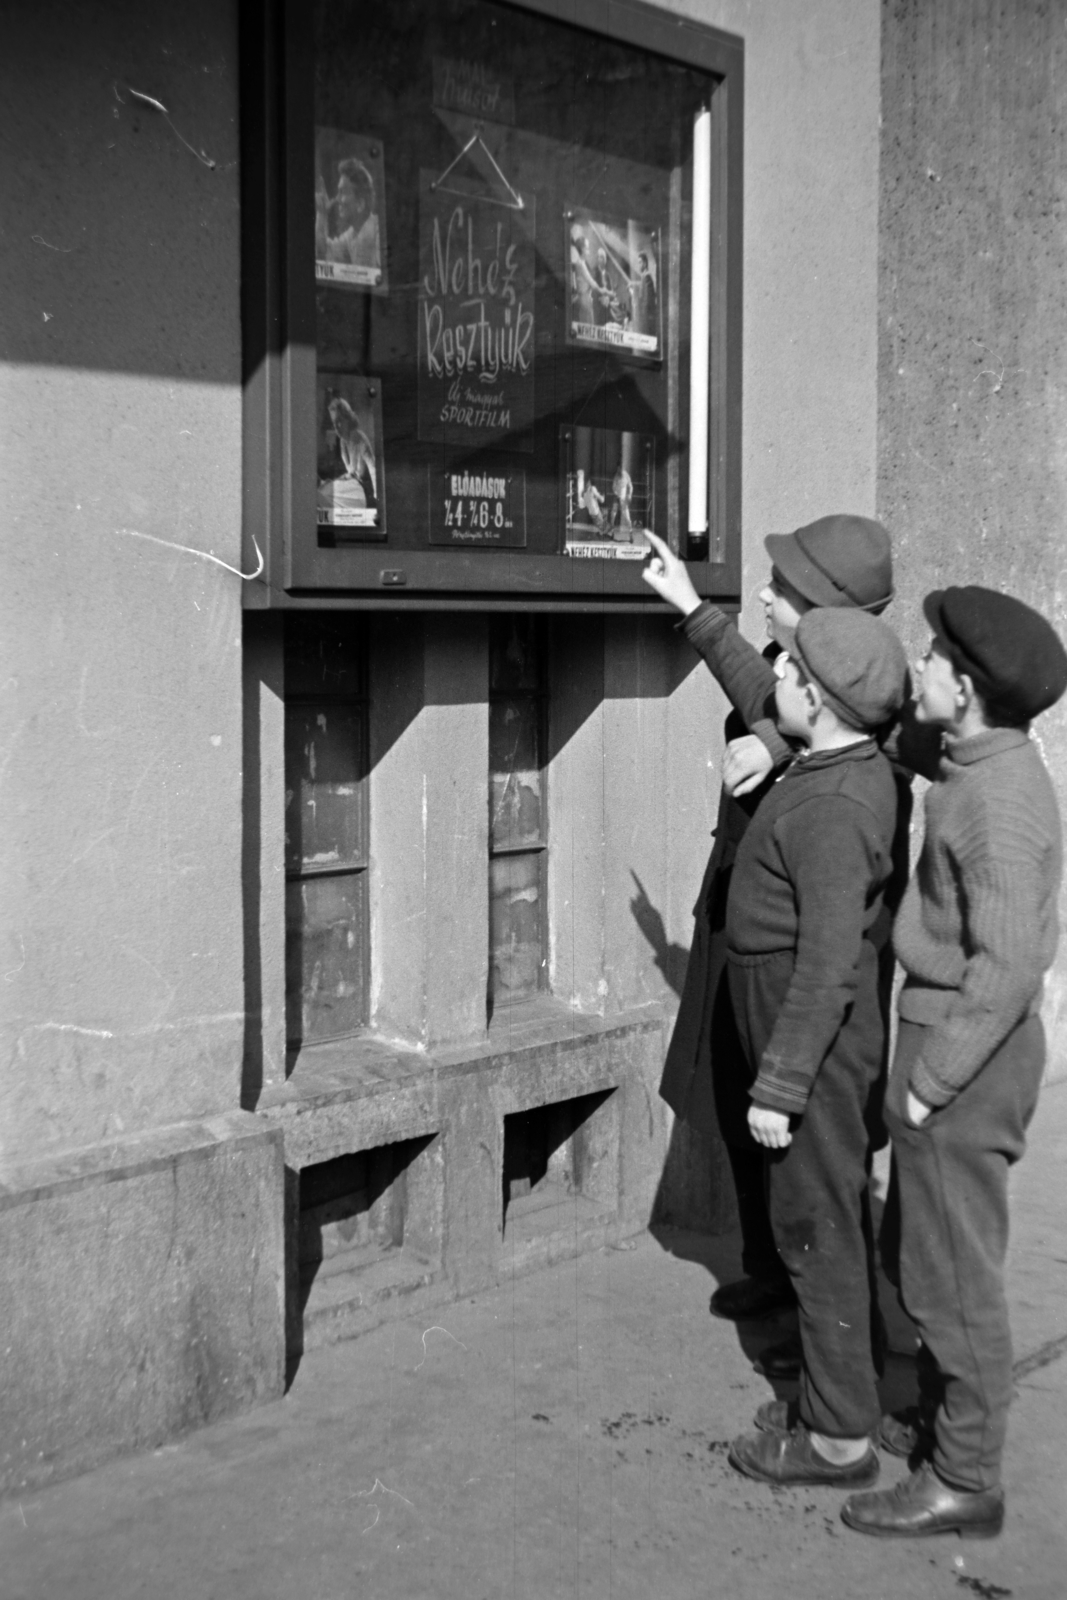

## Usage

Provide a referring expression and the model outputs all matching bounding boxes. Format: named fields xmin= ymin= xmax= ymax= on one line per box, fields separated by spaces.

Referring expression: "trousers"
xmin=728 ymin=942 xmax=886 ymax=1437
xmin=883 ymin=1014 xmax=1045 ymax=1491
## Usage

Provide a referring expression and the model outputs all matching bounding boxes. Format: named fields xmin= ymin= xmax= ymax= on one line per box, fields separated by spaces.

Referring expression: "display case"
xmin=242 ymin=0 xmax=743 ymax=609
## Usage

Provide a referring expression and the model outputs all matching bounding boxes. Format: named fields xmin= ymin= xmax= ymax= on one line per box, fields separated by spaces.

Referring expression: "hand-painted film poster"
xmin=562 ymin=427 xmax=655 ymax=560
xmin=315 ymin=130 xmax=388 ymax=292
xmin=316 ymin=375 xmax=386 ymax=539
xmin=418 ymin=175 xmax=536 ymax=453
xmin=565 ymin=212 xmax=661 ymax=362
xmin=428 ymin=468 xmax=526 ymax=547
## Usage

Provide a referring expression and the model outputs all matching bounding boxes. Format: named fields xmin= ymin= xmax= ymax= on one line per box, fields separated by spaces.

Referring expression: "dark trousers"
xmin=883 ymin=1014 xmax=1045 ymax=1492
xmin=728 ymin=943 xmax=886 ymax=1438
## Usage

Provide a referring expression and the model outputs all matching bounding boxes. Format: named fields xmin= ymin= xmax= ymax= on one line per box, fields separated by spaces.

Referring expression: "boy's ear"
xmin=803 ymin=678 xmax=823 ymax=720
xmin=956 ymin=669 xmax=976 ymax=712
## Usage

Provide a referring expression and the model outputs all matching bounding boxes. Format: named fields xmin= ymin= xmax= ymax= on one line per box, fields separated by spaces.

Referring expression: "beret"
xmin=793 ymin=608 xmax=908 ymax=731
xmin=764 ymin=515 xmax=894 ymax=612
xmin=923 ymin=586 xmax=1067 ymax=722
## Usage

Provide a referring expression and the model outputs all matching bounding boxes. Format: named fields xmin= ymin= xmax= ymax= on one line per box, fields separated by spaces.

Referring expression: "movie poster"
xmin=562 ymin=426 xmax=655 ymax=560
xmin=417 ymin=173 xmax=536 ymax=452
xmin=565 ymin=211 xmax=662 ymax=362
xmin=315 ymin=130 xmax=388 ymax=292
xmin=316 ymin=375 xmax=386 ymax=538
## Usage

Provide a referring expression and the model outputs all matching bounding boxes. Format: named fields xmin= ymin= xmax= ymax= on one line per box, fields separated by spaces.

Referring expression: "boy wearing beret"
xmin=705 ymin=607 xmax=908 ymax=1486
xmin=842 ymin=587 xmax=1067 ymax=1539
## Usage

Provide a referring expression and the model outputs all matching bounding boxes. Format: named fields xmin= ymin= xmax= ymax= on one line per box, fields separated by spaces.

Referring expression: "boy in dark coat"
xmin=842 ymin=588 xmax=1067 ymax=1538
xmin=646 ymin=519 xmax=929 ymax=1360
xmin=708 ymin=606 xmax=908 ymax=1485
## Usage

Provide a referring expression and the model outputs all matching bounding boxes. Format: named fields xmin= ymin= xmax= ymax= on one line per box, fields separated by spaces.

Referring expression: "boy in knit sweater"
xmin=707 ymin=605 xmax=909 ymax=1488
xmin=842 ymin=586 xmax=1067 ymax=1540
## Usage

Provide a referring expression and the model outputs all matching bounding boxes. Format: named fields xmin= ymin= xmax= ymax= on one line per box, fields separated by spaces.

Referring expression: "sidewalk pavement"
xmin=4 ymin=1082 xmax=1067 ymax=1600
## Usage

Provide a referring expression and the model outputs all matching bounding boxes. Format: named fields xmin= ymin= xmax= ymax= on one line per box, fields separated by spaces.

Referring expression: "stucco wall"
xmin=879 ymin=0 xmax=1067 ymax=1072
xmin=665 ymin=0 xmax=882 ymax=643
xmin=0 ymin=0 xmax=245 ymax=1158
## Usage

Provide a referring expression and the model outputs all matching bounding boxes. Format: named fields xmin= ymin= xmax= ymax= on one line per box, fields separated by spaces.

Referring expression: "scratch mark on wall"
xmin=350 ymin=1477 xmax=415 ymax=1509
xmin=112 ymin=82 xmax=218 ymax=170
xmin=413 ymin=1324 xmax=468 ymax=1369
xmin=76 ymin=665 xmax=121 ymax=740
xmin=117 ymin=527 xmax=263 ymax=580
xmin=2 ymin=935 xmax=26 ymax=984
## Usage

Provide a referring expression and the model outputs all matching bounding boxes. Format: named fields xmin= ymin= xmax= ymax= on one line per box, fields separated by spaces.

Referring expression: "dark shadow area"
xmin=241 ymin=612 xmax=284 ymax=1110
xmin=285 ymin=1134 xmax=437 ymax=1388
xmin=628 ymin=870 xmax=689 ymax=998
xmin=502 ymin=1089 xmax=614 ymax=1232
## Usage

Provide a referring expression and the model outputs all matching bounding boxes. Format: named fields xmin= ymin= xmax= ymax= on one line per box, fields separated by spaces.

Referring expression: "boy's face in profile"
xmin=773 ymin=650 xmax=815 ymax=743
xmin=914 ymin=635 xmax=962 ymax=726
xmin=759 ymin=571 xmax=812 ymax=651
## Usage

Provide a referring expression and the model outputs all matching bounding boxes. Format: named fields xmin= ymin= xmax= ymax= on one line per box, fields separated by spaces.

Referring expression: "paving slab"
xmin=3 ymin=1083 xmax=1067 ymax=1600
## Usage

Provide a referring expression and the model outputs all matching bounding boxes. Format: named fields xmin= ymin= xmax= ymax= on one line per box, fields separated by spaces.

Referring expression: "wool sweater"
xmin=726 ymin=738 xmax=898 ymax=1114
xmin=893 ymin=727 xmax=1063 ymax=1108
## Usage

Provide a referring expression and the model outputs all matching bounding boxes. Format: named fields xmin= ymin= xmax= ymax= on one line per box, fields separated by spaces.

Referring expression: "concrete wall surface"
xmin=664 ymin=0 xmax=882 ymax=643
xmin=0 ymin=0 xmax=245 ymax=1159
xmin=0 ymin=1112 xmax=285 ymax=1496
xmin=879 ymin=0 xmax=1067 ymax=1074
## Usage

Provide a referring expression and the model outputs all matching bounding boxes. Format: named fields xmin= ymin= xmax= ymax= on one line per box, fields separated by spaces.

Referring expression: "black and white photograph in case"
xmin=565 ymin=211 xmax=661 ymax=361
xmin=562 ymin=425 xmax=654 ymax=559
xmin=315 ymin=129 xmax=388 ymax=291
xmin=316 ymin=375 xmax=386 ymax=536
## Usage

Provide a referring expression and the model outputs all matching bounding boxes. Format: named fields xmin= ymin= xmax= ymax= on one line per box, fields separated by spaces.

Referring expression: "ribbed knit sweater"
xmin=894 ymin=727 xmax=1064 ymax=1108
xmin=727 ymin=739 xmax=898 ymax=1114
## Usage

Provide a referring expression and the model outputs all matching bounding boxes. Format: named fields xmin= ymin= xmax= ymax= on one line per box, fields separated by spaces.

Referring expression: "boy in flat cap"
xmin=644 ymin=519 xmax=934 ymax=1376
xmin=710 ymin=605 xmax=908 ymax=1485
xmin=842 ymin=587 xmax=1067 ymax=1539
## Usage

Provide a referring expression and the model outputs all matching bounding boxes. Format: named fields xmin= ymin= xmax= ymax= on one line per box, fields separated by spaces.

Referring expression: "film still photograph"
xmin=315 ymin=129 xmax=388 ymax=292
xmin=565 ymin=212 xmax=661 ymax=361
xmin=562 ymin=426 xmax=655 ymax=560
xmin=316 ymin=375 xmax=386 ymax=539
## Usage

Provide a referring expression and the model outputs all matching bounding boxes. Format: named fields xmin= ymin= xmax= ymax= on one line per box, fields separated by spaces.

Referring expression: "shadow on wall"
xmin=628 ymin=869 xmax=688 ymax=999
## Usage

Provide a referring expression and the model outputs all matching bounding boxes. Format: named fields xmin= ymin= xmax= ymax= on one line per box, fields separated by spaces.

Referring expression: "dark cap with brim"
xmin=764 ymin=514 xmax=894 ymax=612
xmin=923 ymin=586 xmax=1067 ymax=723
xmin=793 ymin=608 xmax=908 ymax=731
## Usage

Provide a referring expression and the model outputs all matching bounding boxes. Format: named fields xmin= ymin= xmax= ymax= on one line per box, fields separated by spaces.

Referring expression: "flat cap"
xmin=923 ymin=586 xmax=1067 ymax=723
xmin=793 ymin=607 xmax=908 ymax=731
xmin=764 ymin=515 xmax=894 ymax=612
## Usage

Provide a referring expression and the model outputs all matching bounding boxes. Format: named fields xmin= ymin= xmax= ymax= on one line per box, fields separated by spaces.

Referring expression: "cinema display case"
xmin=243 ymin=0 xmax=743 ymax=609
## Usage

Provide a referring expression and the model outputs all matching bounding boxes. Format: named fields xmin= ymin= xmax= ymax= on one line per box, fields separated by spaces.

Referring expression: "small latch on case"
xmin=379 ymin=569 xmax=407 ymax=586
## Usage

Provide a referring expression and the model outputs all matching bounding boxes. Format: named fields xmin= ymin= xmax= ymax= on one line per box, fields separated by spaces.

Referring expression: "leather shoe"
xmin=709 ymin=1276 xmax=796 ymax=1321
xmin=758 ymin=1399 xmax=922 ymax=1456
xmin=754 ymin=1334 xmax=802 ymax=1378
xmin=877 ymin=1407 xmax=931 ymax=1462
xmin=841 ymin=1461 xmax=1004 ymax=1539
xmin=729 ymin=1424 xmax=880 ymax=1488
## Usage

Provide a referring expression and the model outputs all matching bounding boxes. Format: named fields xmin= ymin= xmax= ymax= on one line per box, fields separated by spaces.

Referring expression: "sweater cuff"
xmin=751 ymin=1073 xmax=809 ymax=1116
xmin=680 ymin=600 xmax=728 ymax=645
xmin=909 ymin=1057 xmax=955 ymax=1110
xmin=749 ymin=717 xmax=793 ymax=771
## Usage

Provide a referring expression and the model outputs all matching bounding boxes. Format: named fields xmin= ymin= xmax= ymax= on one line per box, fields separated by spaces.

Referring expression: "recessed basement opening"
xmin=298 ymin=1134 xmax=438 ymax=1308
xmin=502 ymin=1088 xmax=618 ymax=1240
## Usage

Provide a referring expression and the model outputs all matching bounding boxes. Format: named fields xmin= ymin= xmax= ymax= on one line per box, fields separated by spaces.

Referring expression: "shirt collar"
xmin=945 ymin=727 xmax=1029 ymax=766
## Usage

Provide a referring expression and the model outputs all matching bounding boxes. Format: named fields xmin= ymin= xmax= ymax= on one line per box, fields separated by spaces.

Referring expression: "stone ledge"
xmin=0 ymin=1111 xmax=280 ymax=1209
xmin=260 ymin=1000 xmax=668 ymax=1172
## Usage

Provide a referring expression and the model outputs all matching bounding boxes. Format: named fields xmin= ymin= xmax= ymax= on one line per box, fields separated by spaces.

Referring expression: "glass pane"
xmin=285 ymin=614 xmax=365 ymax=698
xmin=286 ymin=873 xmax=366 ymax=1045
xmin=490 ymin=852 xmax=544 ymax=1004
xmin=489 ymin=696 xmax=542 ymax=850
xmin=489 ymin=616 xmax=541 ymax=692
xmin=285 ymin=703 xmax=366 ymax=873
